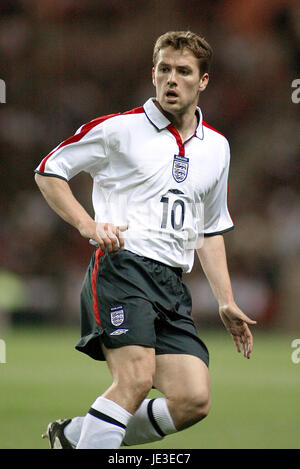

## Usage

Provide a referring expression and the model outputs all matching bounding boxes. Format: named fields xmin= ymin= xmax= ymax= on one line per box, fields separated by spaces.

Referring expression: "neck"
xmin=154 ymin=100 xmax=198 ymax=141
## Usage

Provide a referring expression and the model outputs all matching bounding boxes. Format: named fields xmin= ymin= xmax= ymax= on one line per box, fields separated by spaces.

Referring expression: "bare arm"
xmin=196 ymin=235 xmax=256 ymax=358
xmin=34 ymin=174 xmax=127 ymax=253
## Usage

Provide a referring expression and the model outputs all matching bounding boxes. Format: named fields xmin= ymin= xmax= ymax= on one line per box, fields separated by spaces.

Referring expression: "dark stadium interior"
xmin=0 ymin=0 xmax=299 ymax=331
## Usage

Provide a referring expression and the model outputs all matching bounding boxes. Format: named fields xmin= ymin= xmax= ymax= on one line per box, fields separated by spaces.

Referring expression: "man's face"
xmin=152 ymin=46 xmax=209 ymax=116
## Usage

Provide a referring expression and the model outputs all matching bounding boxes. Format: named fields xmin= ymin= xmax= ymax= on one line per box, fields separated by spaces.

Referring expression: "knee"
xmin=130 ymin=373 xmax=154 ymax=401
xmin=194 ymin=394 xmax=211 ymax=421
xmin=116 ymin=357 xmax=154 ymax=402
xmin=102 ymin=346 xmax=155 ymax=415
xmin=187 ymin=392 xmax=211 ymax=424
xmin=169 ymin=392 xmax=211 ymax=430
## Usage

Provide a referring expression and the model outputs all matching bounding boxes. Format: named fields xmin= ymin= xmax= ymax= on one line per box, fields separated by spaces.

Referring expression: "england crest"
xmin=110 ymin=305 xmax=125 ymax=327
xmin=172 ymin=155 xmax=189 ymax=183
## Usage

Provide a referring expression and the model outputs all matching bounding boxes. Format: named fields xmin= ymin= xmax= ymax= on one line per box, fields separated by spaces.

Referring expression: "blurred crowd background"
xmin=0 ymin=0 xmax=299 ymax=332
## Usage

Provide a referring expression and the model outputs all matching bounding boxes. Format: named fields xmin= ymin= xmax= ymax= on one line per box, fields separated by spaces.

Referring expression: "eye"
xmin=179 ymin=68 xmax=190 ymax=75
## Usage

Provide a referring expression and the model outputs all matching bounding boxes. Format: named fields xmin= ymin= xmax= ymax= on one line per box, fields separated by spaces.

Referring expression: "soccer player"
xmin=35 ymin=31 xmax=256 ymax=449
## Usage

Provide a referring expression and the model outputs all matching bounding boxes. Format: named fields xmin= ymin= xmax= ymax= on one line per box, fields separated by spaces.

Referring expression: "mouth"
xmin=165 ymin=90 xmax=179 ymax=101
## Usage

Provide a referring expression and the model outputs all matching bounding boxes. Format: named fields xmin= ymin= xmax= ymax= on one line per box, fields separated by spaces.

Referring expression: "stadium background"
xmin=0 ymin=0 xmax=299 ymax=449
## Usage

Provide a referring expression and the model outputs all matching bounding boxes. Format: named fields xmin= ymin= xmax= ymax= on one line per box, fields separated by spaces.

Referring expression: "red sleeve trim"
xmin=39 ymin=106 xmax=145 ymax=173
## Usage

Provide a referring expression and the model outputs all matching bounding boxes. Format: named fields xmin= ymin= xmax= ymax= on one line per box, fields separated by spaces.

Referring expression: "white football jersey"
xmin=35 ymin=98 xmax=234 ymax=272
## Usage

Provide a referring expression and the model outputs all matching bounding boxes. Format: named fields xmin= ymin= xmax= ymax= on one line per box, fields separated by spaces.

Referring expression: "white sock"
xmin=76 ymin=396 xmax=132 ymax=449
xmin=64 ymin=397 xmax=177 ymax=448
xmin=64 ymin=417 xmax=84 ymax=448
xmin=123 ymin=397 xmax=177 ymax=446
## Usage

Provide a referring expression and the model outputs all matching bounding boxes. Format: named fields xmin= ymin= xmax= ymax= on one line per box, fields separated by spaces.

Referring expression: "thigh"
xmin=153 ymin=353 xmax=210 ymax=402
xmin=102 ymin=344 xmax=156 ymax=382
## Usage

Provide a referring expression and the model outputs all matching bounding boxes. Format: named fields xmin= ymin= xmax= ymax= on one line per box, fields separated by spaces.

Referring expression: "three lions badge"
xmin=172 ymin=155 xmax=189 ymax=183
xmin=110 ymin=305 xmax=125 ymax=327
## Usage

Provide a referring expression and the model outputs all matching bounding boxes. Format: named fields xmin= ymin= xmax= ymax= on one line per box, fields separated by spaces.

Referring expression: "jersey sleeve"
xmin=34 ymin=118 xmax=108 ymax=181
xmin=203 ymin=139 xmax=234 ymax=237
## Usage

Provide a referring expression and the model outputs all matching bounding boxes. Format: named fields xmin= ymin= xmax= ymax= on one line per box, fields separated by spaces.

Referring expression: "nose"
xmin=167 ymin=69 xmax=177 ymax=86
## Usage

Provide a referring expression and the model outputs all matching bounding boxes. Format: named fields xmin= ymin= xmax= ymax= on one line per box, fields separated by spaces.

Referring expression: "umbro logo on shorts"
xmin=109 ymin=329 xmax=129 ymax=336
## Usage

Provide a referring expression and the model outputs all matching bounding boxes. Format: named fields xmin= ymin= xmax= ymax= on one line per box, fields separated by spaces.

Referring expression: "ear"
xmin=199 ymin=73 xmax=209 ymax=92
xmin=152 ymin=67 xmax=156 ymax=87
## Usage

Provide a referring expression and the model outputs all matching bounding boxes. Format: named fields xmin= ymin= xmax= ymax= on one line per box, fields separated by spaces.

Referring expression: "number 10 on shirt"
xmin=160 ymin=194 xmax=204 ymax=250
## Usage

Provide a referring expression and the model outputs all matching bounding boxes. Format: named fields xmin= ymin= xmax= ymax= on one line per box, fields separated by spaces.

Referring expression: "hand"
xmin=79 ymin=220 xmax=129 ymax=254
xmin=219 ymin=303 xmax=257 ymax=359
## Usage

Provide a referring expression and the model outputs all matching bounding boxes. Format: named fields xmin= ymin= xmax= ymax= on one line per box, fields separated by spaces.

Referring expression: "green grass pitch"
xmin=0 ymin=326 xmax=299 ymax=449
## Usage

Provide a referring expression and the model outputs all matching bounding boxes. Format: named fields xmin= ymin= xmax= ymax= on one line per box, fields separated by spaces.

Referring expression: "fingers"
xmin=96 ymin=223 xmax=128 ymax=254
xmin=219 ymin=304 xmax=256 ymax=359
xmin=116 ymin=224 xmax=129 ymax=250
xmin=231 ymin=323 xmax=254 ymax=359
xmin=232 ymin=332 xmax=241 ymax=354
xmin=245 ymin=324 xmax=254 ymax=358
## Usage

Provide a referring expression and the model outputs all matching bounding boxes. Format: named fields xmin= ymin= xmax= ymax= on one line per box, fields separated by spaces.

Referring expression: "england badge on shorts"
xmin=110 ymin=305 xmax=125 ymax=327
xmin=172 ymin=155 xmax=189 ymax=183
